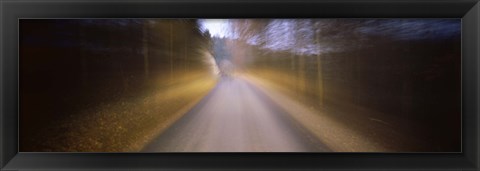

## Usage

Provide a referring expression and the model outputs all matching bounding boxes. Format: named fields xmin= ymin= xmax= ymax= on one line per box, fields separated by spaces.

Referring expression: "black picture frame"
xmin=1 ymin=0 xmax=479 ymax=170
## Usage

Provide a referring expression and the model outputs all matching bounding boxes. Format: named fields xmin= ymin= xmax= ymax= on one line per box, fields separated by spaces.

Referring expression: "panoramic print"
xmin=20 ymin=19 xmax=461 ymax=152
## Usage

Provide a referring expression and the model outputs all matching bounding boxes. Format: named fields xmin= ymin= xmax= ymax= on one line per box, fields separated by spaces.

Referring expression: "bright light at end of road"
xmin=198 ymin=19 xmax=238 ymax=39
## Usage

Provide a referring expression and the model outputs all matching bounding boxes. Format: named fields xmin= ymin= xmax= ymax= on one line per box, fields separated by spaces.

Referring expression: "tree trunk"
xmin=78 ymin=22 xmax=88 ymax=87
xmin=315 ymin=29 xmax=324 ymax=106
xmin=184 ymin=31 xmax=188 ymax=72
xmin=143 ymin=22 xmax=150 ymax=80
xmin=170 ymin=22 xmax=174 ymax=83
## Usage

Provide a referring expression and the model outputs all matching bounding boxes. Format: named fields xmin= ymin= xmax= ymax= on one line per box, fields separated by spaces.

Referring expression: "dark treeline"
xmin=20 ymin=19 xmax=215 ymax=151
xmin=246 ymin=35 xmax=461 ymax=152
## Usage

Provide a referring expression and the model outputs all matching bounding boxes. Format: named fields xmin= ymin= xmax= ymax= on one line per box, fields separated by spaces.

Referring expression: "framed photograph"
xmin=1 ymin=0 xmax=479 ymax=170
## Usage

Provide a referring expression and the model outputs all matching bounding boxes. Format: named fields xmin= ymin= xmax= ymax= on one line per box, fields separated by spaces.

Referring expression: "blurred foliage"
xmin=20 ymin=19 xmax=217 ymax=152
xmin=240 ymin=22 xmax=461 ymax=151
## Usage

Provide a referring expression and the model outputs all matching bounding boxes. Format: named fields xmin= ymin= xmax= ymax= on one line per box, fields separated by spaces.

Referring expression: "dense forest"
xmin=20 ymin=19 xmax=217 ymax=151
xmin=232 ymin=19 xmax=461 ymax=151
xmin=20 ymin=19 xmax=461 ymax=152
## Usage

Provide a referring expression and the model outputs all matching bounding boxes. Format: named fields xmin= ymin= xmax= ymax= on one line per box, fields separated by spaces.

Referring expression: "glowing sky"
xmin=198 ymin=19 xmax=238 ymax=39
xmin=198 ymin=19 xmax=460 ymax=56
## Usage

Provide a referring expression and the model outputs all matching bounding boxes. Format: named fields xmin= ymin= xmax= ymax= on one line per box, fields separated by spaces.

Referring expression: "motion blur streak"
xmin=20 ymin=19 xmax=461 ymax=152
xmin=144 ymin=19 xmax=460 ymax=152
xmin=20 ymin=19 xmax=218 ymax=152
